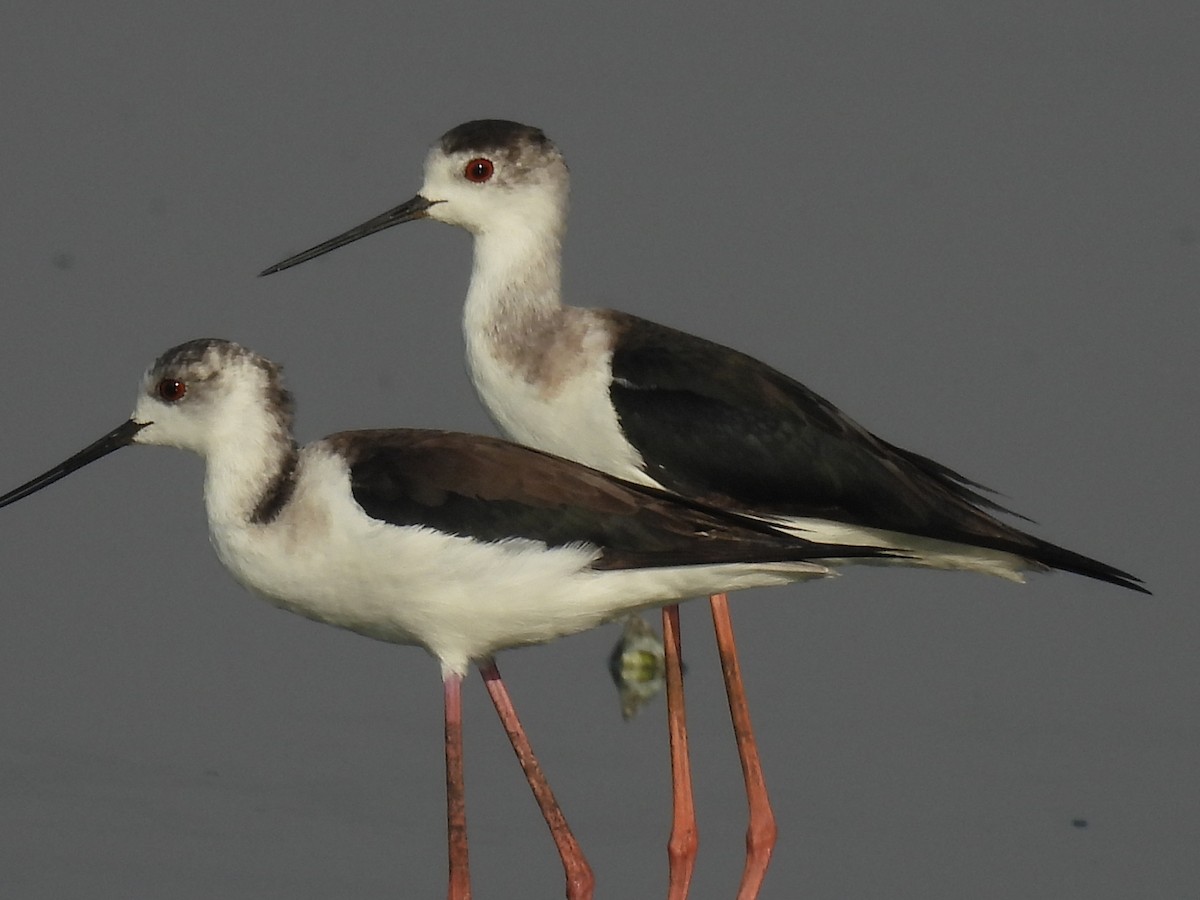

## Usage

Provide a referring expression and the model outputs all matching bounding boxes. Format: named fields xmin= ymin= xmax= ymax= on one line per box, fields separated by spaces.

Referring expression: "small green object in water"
xmin=608 ymin=614 xmax=674 ymax=720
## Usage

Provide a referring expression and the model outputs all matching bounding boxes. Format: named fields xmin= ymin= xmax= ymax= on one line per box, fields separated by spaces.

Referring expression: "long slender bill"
xmin=259 ymin=194 xmax=439 ymax=275
xmin=0 ymin=420 xmax=147 ymax=509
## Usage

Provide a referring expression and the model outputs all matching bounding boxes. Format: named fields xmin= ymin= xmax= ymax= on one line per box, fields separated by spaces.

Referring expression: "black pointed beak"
xmin=0 ymin=419 xmax=148 ymax=510
xmin=259 ymin=194 xmax=439 ymax=276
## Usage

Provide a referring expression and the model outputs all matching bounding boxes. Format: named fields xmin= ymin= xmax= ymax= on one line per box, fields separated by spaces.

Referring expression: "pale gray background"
xmin=1 ymin=4 xmax=1196 ymax=898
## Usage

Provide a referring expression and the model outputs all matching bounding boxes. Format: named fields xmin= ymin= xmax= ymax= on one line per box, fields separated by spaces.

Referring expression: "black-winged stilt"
xmin=0 ymin=338 xmax=900 ymax=900
xmin=261 ymin=119 xmax=1146 ymax=898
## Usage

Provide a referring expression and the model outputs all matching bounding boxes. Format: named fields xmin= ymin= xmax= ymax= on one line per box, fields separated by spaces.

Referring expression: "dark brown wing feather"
xmin=325 ymin=429 xmax=894 ymax=571
xmin=602 ymin=310 xmax=1145 ymax=592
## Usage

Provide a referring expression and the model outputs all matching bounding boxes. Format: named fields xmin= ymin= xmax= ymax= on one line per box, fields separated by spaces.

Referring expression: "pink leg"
xmin=710 ymin=593 xmax=777 ymax=899
xmin=444 ymin=673 xmax=472 ymax=900
xmin=478 ymin=659 xmax=595 ymax=899
xmin=662 ymin=603 xmax=698 ymax=899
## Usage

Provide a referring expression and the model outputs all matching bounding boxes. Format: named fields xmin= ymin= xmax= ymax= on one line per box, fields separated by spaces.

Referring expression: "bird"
xmin=260 ymin=118 xmax=1147 ymax=899
xmin=0 ymin=337 xmax=900 ymax=900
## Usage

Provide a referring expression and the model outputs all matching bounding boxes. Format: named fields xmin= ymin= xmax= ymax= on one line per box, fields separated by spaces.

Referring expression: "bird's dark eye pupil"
xmin=157 ymin=378 xmax=186 ymax=402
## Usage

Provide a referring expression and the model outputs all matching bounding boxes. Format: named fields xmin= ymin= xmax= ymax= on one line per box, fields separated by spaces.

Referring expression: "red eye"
xmin=156 ymin=378 xmax=186 ymax=402
xmin=464 ymin=158 xmax=494 ymax=183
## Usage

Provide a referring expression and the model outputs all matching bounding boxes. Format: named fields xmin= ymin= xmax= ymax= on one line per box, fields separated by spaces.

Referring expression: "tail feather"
xmin=1022 ymin=535 xmax=1148 ymax=594
xmin=767 ymin=516 xmax=1148 ymax=594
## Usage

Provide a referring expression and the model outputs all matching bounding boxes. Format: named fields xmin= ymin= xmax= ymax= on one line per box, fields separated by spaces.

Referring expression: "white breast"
xmin=465 ymin=310 xmax=655 ymax=487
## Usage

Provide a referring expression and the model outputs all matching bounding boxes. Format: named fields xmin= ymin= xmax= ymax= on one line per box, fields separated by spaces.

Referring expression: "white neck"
xmin=202 ymin=408 xmax=297 ymax=530
xmin=463 ymin=220 xmax=566 ymax=345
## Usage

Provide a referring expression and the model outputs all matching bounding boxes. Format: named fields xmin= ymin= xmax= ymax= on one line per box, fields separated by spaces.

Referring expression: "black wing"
xmin=603 ymin=310 xmax=1146 ymax=592
xmin=328 ymin=429 xmax=894 ymax=572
